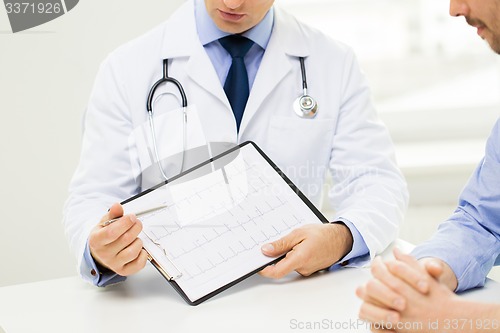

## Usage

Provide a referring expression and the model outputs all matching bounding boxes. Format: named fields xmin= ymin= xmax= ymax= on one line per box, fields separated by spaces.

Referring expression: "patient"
xmin=356 ymin=0 xmax=500 ymax=330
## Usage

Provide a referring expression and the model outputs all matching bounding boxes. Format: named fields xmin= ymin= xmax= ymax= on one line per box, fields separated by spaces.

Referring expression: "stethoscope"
xmin=147 ymin=59 xmax=188 ymax=181
xmin=147 ymin=57 xmax=318 ymax=181
xmin=293 ymin=57 xmax=318 ymax=118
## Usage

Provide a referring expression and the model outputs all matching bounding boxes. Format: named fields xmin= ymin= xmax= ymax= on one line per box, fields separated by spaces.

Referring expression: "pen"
xmin=101 ymin=204 xmax=168 ymax=227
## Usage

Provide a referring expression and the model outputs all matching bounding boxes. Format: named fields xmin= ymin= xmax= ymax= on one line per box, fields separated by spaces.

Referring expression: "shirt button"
xmin=91 ymin=269 xmax=97 ymax=277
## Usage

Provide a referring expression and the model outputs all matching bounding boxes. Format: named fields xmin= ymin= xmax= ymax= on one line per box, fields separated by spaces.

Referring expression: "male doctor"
xmin=64 ymin=0 xmax=408 ymax=286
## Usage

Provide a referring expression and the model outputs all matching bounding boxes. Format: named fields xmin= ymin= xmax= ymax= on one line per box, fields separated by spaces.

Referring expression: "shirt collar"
xmin=195 ymin=0 xmax=274 ymax=50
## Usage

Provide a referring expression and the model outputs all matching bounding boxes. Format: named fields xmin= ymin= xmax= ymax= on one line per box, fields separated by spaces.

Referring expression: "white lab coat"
xmin=64 ymin=1 xmax=408 ymax=283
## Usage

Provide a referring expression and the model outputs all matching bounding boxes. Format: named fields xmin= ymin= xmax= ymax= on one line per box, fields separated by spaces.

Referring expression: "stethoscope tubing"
xmin=147 ymin=59 xmax=188 ymax=112
xmin=147 ymin=56 xmax=317 ymax=181
xmin=147 ymin=59 xmax=188 ymax=181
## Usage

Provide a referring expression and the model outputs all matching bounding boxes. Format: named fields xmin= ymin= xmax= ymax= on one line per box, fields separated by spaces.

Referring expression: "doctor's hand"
xmin=259 ymin=223 xmax=353 ymax=279
xmin=88 ymin=203 xmax=148 ymax=277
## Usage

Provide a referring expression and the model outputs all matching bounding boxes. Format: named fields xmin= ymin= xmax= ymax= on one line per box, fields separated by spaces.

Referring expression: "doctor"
xmin=64 ymin=0 xmax=408 ymax=286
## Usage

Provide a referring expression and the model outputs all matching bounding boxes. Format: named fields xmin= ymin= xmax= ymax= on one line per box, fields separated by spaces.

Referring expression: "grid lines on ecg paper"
xmin=139 ymin=158 xmax=306 ymax=281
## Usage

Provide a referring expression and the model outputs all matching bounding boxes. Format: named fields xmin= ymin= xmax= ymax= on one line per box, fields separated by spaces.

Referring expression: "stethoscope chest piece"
xmin=294 ymin=94 xmax=318 ymax=118
xmin=294 ymin=56 xmax=318 ymax=118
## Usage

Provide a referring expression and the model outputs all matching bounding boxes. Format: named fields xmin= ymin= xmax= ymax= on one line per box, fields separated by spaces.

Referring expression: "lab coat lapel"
xmin=160 ymin=1 xmax=228 ymax=107
xmin=186 ymin=48 xmax=229 ymax=107
xmin=239 ymin=35 xmax=292 ymax=135
xmin=160 ymin=1 xmax=194 ymax=59
xmin=239 ymin=7 xmax=310 ymax=135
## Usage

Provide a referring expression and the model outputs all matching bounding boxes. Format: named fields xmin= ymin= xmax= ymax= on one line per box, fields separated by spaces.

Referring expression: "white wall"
xmin=0 ymin=0 xmax=184 ymax=287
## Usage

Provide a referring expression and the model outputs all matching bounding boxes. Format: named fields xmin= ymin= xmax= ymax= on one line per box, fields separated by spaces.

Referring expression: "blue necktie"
xmin=219 ymin=35 xmax=254 ymax=131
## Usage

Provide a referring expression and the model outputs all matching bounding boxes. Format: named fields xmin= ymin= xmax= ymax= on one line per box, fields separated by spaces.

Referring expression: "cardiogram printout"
xmin=121 ymin=142 xmax=326 ymax=304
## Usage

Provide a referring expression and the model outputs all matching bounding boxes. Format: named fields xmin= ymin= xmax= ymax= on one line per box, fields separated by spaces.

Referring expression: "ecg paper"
xmin=122 ymin=143 xmax=324 ymax=303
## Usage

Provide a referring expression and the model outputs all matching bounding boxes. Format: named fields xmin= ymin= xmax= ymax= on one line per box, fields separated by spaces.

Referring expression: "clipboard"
xmin=120 ymin=141 xmax=328 ymax=305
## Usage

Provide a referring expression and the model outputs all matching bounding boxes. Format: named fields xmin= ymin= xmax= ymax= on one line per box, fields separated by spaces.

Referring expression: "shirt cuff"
xmin=83 ymin=240 xmax=126 ymax=287
xmin=330 ymin=219 xmax=370 ymax=269
xmin=411 ymin=245 xmax=483 ymax=293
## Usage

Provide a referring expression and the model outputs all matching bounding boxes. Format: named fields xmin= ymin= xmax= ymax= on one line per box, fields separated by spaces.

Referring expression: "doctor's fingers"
xmin=97 ymin=214 xmax=142 ymax=246
xmin=110 ymin=250 xmax=148 ymax=277
xmin=100 ymin=202 xmax=124 ymax=223
xmin=259 ymin=247 xmax=306 ymax=279
xmin=261 ymin=228 xmax=306 ymax=257
xmin=88 ymin=221 xmax=142 ymax=272
xmin=112 ymin=240 xmax=148 ymax=276
xmin=104 ymin=219 xmax=144 ymax=255
xmin=89 ymin=217 xmax=143 ymax=267
xmin=259 ymin=228 xmax=312 ymax=278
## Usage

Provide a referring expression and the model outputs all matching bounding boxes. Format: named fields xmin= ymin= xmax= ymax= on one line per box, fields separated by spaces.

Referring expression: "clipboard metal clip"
xmin=143 ymin=230 xmax=183 ymax=281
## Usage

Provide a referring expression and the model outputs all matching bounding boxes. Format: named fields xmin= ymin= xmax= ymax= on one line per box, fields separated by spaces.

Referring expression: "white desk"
xmin=1 ymin=241 xmax=499 ymax=333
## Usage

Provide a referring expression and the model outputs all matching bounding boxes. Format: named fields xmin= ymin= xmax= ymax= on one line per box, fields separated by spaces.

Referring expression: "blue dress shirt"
xmin=194 ymin=0 xmax=273 ymax=89
xmin=412 ymin=119 xmax=500 ymax=292
xmin=84 ymin=0 xmax=370 ymax=286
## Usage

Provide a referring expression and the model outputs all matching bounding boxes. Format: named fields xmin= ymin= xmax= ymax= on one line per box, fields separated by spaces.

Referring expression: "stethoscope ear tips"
xmin=294 ymin=94 xmax=318 ymax=118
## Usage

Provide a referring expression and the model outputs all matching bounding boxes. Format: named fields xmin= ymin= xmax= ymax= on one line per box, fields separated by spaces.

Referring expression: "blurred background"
xmin=1 ymin=0 xmax=499 ymax=287
xmin=277 ymin=0 xmax=500 ymax=281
